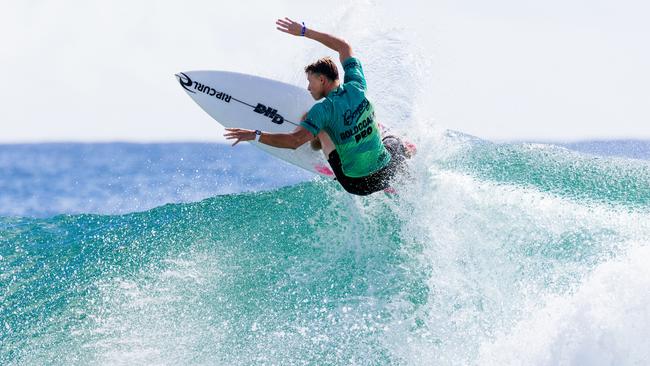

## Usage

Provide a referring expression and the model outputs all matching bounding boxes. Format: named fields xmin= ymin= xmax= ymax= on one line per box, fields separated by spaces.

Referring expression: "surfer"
xmin=225 ymin=18 xmax=412 ymax=196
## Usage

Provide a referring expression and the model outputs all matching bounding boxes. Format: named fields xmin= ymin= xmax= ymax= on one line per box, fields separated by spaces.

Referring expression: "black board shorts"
xmin=328 ymin=136 xmax=408 ymax=196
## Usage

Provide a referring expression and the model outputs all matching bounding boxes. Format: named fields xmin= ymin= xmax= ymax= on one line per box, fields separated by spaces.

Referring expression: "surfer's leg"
xmin=383 ymin=135 xmax=416 ymax=159
xmin=317 ymin=131 xmax=336 ymax=158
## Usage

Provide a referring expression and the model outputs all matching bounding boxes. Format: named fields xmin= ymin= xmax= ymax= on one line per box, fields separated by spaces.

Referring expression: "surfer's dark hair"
xmin=305 ymin=57 xmax=339 ymax=81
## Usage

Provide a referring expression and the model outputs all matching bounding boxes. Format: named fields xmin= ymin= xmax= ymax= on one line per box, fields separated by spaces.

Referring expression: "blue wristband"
xmin=301 ymin=22 xmax=306 ymax=36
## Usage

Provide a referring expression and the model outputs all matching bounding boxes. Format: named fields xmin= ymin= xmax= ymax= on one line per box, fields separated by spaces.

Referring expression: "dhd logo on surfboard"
xmin=253 ymin=103 xmax=284 ymax=125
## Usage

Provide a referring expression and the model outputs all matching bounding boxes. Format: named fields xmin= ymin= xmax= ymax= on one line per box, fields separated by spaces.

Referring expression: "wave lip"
xmin=443 ymin=137 xmax=650 ymax=208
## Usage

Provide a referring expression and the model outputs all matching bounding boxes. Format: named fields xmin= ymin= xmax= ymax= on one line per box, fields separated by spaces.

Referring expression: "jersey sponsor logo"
xmin=177 ymin=72 xmax=231 ymax=103
xmin=340 ymin=111 xmax=375 ymax=143
xmin=253 ymin=103 xmax=285 ymax=124
xmin=342 ymin=98 xmax=370 ymax=126
xmin=354 ymin=125 xmax=373 ymax=143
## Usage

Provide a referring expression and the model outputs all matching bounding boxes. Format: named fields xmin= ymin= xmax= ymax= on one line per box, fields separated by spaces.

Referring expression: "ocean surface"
xmin=1 ymin=137 xmax=649 ymax=365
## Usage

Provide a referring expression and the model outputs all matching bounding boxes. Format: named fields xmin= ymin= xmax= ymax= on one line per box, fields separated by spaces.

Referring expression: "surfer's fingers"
xmin=276 ymin=19 xmax=302 ymax=36
xmin=224 ymin=134 xmax=244 ymax=140
xmin=276 ymin=19 xmax=291 ymax=28
xmin=223 ymin=132 xmax=240 ymax=139
xmin=228 ymin=136 xmax=242 ymax=146
xmin=276 ymin=22 xmax=292 ymax=33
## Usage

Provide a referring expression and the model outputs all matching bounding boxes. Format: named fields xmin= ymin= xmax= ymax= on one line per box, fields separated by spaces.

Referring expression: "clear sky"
xmin=1 ymin=0 xmax=648 ymax=143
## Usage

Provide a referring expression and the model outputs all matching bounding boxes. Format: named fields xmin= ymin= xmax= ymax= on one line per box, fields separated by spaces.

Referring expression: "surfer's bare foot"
xmin=404 ymin=141 xmax=417 ymax=158
xmin=310 ymin=138 xmax=322 ymax=151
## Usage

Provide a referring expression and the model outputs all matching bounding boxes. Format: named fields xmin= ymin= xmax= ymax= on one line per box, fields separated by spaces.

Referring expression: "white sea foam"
xmin=477 ymin=243 xmax=650 ymax=366
xmin=387 ymin=149 xmax=650 ymax=364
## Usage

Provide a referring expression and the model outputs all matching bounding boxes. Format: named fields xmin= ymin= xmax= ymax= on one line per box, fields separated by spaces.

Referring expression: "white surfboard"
xmin=175 ymin=71 xmax=335 ymax=177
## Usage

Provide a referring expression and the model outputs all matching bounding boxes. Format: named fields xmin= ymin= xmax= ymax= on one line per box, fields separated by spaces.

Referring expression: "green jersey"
xmin=300 ymin=57 xmax=391 ymax=178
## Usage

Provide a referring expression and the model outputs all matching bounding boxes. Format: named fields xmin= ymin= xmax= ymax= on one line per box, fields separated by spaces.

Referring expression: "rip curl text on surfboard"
xmin=192 ymin=82 xmax=232 ymax=103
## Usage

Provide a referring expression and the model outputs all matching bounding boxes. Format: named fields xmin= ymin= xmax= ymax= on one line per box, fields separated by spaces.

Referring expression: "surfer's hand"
xmin=224 ymin=128 xmax=255 ymax=146
xmin=276 ymin=17 xmax=303 ymax=36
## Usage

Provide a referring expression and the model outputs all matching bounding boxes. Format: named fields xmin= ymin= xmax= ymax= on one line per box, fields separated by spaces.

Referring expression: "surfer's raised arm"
xmin=276 ymin=18 xmax=353 ymax=63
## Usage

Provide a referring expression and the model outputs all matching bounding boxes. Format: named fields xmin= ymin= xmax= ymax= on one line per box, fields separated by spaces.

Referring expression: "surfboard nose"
xmin=175 ymin=72 xmax=192 ymax=80
xmin=175 ymin=72 xmax=196 ymax=94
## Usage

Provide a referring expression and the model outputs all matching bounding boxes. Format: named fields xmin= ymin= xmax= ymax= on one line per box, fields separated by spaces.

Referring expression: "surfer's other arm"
xmin=224 ymin=126 xmax=313 ymax=150
xmin=276 ymin=17 xmax=352 ymax=63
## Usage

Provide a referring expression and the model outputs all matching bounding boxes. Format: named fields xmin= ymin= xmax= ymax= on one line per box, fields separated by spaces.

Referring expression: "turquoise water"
xmin=2 ymin=137 xmax=649 ymax=365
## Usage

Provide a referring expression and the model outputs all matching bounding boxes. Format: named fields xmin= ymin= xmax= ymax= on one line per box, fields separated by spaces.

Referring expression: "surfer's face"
xmin=306 ymin=72 xmax=326 ymax=100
